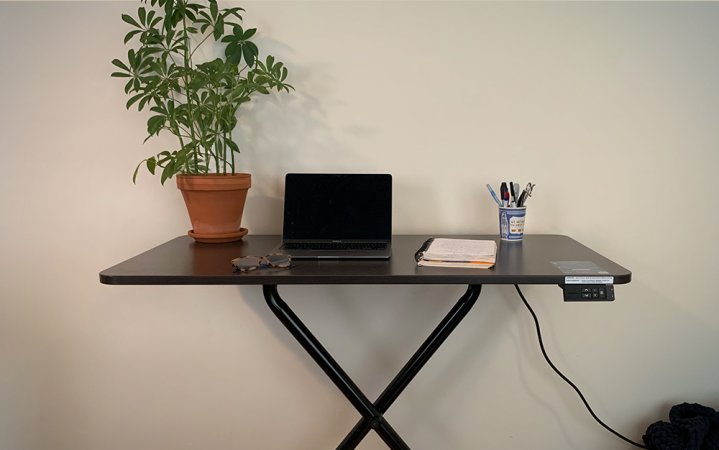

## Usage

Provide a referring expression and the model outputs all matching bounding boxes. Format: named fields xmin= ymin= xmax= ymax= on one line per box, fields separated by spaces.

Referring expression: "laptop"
xmin=275 ymin=173 xmax=392 ymax=259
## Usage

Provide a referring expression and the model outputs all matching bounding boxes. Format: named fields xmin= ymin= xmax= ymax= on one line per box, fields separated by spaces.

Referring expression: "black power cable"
xmin=514 ymin=284 xmax=646 ymax=449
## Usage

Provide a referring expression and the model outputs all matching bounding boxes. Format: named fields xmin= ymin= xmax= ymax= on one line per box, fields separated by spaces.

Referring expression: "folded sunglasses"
xmin=231 ymin=253 xmax=292 ymax=272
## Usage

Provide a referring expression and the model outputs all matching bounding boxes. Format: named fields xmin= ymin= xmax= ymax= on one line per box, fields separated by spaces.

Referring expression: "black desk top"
xmin=99 ymin=235 xmax=631 ymax=286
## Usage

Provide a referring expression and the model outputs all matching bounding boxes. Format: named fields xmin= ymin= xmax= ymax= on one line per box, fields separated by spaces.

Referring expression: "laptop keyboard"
xmin=284 ymin=242 xmax=388 ymax=250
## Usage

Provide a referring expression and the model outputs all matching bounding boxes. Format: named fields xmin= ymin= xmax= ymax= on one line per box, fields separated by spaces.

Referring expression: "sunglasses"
xmin=231 ymin=253 xmax=292 ymax=272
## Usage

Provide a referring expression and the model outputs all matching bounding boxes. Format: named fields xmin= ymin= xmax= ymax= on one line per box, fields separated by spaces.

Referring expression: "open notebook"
xmin=415 ymin=238 xmax=497 ymax=269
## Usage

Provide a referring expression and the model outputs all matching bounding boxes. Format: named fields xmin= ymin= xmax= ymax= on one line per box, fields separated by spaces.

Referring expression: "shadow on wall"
xmin=230 ymin=50 xmax=364 ymax=232
xmin=227 ymin=38 xmax=478 ymax=236
xmin=223 ymin=39 xmax=451 ymax=236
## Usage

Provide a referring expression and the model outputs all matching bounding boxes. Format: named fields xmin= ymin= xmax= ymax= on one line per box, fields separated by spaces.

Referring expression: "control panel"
xmin=562 ymin=284 xmax=615 ymax=301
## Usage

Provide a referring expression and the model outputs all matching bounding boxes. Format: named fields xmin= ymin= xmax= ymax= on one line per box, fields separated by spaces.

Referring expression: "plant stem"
xmin=167 ymin=90 xmax=189 ymax=170
xmin=179 ymin=0 xmax=200 ymax=173
xmin=228 ymin=131 xmax=235 ymax=173
xmin=189 ymin=32 xmax=212 ymax=59
xmin=212 ymin=84 xmax=221 ymax=173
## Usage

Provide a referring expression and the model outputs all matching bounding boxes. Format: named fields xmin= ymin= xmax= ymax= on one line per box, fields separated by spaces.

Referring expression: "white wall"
xmin=1 ymin=2 xmax=718 ymax=449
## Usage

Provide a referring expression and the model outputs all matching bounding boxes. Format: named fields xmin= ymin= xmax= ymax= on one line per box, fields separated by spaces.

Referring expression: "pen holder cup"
xmin=499 ymin=207 xmax=526 ymax=241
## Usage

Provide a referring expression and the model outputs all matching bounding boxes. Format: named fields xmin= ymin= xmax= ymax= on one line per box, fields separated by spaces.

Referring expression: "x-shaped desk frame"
xmin=263 ymin=284 xmax=482 ymax=449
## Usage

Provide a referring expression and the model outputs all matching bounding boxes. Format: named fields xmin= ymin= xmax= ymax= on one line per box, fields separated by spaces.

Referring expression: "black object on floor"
xmin=644 ymin=403 xmax=719 ymax=450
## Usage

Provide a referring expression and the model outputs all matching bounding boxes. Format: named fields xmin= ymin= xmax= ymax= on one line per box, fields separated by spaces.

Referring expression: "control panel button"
xmin=563 ymin=284 xmax=615 ymax=301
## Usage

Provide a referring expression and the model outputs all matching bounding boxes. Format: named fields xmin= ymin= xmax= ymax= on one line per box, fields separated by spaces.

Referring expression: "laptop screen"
xmin=283 ymin=174 xmax=392 ymax=241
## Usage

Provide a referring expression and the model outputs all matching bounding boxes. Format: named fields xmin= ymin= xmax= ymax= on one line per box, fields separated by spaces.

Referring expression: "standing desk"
xmin=100 ymin=234 xmax=631 ymax=449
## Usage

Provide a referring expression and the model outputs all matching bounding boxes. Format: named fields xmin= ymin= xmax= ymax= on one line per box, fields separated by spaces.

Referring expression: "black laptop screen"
xmin=283 ymin=174 xmax=392 ymax=241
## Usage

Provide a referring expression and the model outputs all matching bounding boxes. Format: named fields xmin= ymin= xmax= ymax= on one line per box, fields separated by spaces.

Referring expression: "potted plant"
xmin=111 ymin=0 xmax=293 ymax=243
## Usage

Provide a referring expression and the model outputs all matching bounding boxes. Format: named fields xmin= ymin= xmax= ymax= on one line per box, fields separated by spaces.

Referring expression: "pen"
xmin=486 ymin=184 xmax=501 ymax=206
xmin=513 ymin=182 xmax=521 ymax=205
xmin=510 ymin=181 xmax=517 ymax=207
xmin=500 ymin=182 xmax=508 ymax=207
xmin=518 ymin=182 xmax=535 ymax=207
xmin=517 ymin=190 xmax=527 ymax=207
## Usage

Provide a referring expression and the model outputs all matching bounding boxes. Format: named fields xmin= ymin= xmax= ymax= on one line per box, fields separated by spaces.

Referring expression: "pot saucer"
xmin=188 ymin=228 xmax=248 ymax=243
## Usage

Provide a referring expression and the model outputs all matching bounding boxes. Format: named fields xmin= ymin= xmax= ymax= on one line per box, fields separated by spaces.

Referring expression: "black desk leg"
xmin=337 ymin=284 xmax=482 ymax=450
xmin=263 ymin=284 xmax=482 ymax=450
xmin=263 ymin=285 xmax=410 ymax=450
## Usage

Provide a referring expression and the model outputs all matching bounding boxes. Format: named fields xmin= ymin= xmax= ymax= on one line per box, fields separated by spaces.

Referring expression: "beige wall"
xmin=1 ymin=1 xmax=718 ymax=449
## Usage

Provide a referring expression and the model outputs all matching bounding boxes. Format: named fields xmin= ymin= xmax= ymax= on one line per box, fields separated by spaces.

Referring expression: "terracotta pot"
xmin=176 ymin=173 xmax=251 ymax=243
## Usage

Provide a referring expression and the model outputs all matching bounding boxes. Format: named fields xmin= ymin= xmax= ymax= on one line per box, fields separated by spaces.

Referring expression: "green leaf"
xmin=146 ymin=157 xmax=157 ymax=175
xmin=242 ymin=28 xmax=257 ymax=40
xmin=245 ymin=41 xmax=258 ymax=56
xmin=140 ymin=92 xmax=159 ymax=110
xmin=173 ymin=148 xmax=188 ymax=168
xmin=132 ymin=159 xmax=145 ymax=184
xmin=165 ymin=29 xmax=175 ymax=46
xmin=126 ymin=93 xmax=144 ymax=109
xmin=242 ymin=44 xmax=257 ymax=67
xmin=164 ymin=0 xmax=175 ymax=26
xmin=160 ymin=160 xmax=175 ymax=185
xmin=124 ymin=29 xmax=142 ymax=44
xmin=111 ymin=72 xmax=131 ymax=78
xmin=111 ymin=59 xmax=130 ymax=71
xmin=157 ymin=151 xmax=172 ymax=165
xmin=223 ymin=7 xmax=244 ymax=20
xmin=141 ymin=47 xmax=164 ymax=56
xmin=213 ymin=19 xmax=223 ymax=40
xmin=210 ymin=0 xmax=218 ymax=18
xmin=226 ymin=44 xmax=242 ymax=66
xmin=138 ymin=7 xmax=146 ymax=26
xmin=147 ymin=115 xmax=166 ymax=135
xmin=122 ymin=14 xmax=141 ymax=29
xmin=226 ymin=139 xmax=239 ymax=153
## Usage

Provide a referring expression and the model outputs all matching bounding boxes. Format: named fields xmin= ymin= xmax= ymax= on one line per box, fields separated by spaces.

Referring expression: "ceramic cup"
xmin=499 ymin=206 xmax=526 ymax=241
